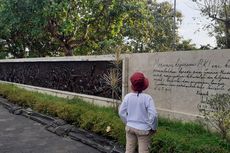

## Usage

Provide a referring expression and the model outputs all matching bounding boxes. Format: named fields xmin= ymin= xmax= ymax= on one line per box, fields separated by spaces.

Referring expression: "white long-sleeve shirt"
xmin=119 ymin=92 xmax=158 ymax=131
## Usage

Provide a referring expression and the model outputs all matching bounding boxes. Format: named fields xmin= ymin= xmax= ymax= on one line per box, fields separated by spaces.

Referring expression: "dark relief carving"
xmin=0 ymin=61 xmax=122 ymax=99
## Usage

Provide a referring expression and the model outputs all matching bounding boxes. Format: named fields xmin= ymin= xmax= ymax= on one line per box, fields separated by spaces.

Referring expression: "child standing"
xmin=119 ymin=72 xmax=158 ymax=153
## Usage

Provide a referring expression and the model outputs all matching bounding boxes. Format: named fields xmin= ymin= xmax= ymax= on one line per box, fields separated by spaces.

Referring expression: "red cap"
xmin=130 ymin=72 xmax=149 ymax=92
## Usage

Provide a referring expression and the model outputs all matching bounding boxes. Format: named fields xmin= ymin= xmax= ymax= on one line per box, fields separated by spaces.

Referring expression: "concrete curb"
xmin=0 ymin=97 xmax=124 ymax=153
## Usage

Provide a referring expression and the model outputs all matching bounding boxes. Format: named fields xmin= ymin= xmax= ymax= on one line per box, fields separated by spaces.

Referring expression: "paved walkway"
xmin=0 ymin=105 xmax=101 ymax=153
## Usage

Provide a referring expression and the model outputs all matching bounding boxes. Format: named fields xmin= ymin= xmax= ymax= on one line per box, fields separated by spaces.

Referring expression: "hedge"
xmin=0 ymin=83 xmax=229 ymax=153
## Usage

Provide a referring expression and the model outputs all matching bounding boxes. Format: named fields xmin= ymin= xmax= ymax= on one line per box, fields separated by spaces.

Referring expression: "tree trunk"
xmin=64 ymin=44 xmax=73 ymax=56
xmin=225 ymin=22 xmax=230 ymax=49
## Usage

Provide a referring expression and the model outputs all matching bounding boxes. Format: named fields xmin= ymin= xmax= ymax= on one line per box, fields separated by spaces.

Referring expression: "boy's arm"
xmin=147 ymin=97 xmax=158 ymax=130
xmin=118 ymin=98 xmax=128 ymax=124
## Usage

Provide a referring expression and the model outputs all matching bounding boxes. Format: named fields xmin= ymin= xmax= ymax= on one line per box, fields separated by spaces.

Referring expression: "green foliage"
xmin=199 ymin=44 xmax=213 ymax=50
xmin=194 ymin=0 xmax=230 ymax=49
xmin=151 ymin=117 xmax=230 ymax=153
xmin=0 ymin=39 xmax=8 ymax=59
xmin=151 ymin=133 xmax=229 ymax=153
xmin=0 ymin=51 xmax=8 ymax=59
xmin=213 ymin=19 xmax=230 ymax=49
xmin=199 ymin=94 xmax=230 ymax=140
xmin=0 ymin=0 xmax=59 ymax=58
xmin=176 ymin=40 xmax=197 ymax=51
xmin=125 ymin=1 xmax=184 ymax=52
xmin=0 ymin=0 xmax=158 ymax=56
xmin=0 ymin=83 xmax=229 ymax=152
xmin=0 ymin=0 xmax=188 ymax=56
xmin=149 ymin=1 xmax=182 ymax=52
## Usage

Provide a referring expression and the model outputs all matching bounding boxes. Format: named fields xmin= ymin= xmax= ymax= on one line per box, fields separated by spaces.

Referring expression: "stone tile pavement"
xmin=0 ymin=104 xmax=101 ymax=153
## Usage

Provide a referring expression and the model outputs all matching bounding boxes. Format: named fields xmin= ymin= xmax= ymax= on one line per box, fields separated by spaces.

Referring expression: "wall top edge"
xmin=128 ymin=49 xmax=230 ymax=56
xmin=0 ymin=49 xmax=229 ymax=62
xmin=0 ymin=54 xmax=118 ymax=62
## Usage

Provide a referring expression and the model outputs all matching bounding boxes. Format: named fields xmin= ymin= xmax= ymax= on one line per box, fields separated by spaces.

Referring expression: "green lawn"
xmin=0 ymin=83 xmax=229 ymax=153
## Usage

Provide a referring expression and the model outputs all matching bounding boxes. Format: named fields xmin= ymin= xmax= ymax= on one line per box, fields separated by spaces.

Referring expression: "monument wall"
xmin=126 ymin=49 xmax=230 ymax=120
xmin=0 ymin=50 xmax=230 ymax=120
xmin=0 ymin=56 xmax=123 ymax=103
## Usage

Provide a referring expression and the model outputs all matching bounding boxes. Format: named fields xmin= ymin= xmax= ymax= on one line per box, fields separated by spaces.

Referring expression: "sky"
xmin=157 ymin=0 xmax=217 ymax=48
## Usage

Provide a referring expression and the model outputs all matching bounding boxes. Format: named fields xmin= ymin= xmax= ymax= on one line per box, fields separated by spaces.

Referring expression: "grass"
xmin=0 ymin=83 xmax=229 ymax=153
xmin=153 ymin=118 xmax=230 ymax=152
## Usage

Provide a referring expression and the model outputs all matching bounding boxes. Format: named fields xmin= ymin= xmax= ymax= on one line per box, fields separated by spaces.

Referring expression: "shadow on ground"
xmin=0 ymin=97 xmax=124 ymax=153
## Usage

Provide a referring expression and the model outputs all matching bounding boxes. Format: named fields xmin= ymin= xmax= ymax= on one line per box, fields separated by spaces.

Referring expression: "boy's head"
xmin=130 ymin=72 xmax=149 ymax=92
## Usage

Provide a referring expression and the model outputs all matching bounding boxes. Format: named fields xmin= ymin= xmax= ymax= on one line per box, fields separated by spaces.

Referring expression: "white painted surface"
xmin=127 ymin=49 xmax=230 ymax=120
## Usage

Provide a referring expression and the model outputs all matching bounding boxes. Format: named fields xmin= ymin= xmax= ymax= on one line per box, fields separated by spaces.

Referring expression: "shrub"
xmin=0 ymin=83 xmax=229 ymax=152
xmin=198 ymin=94 xmax=230 ymax=140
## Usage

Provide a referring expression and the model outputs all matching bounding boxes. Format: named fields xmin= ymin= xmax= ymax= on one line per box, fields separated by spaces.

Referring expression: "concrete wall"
xmin=0 ymin=55 xmax=122 ymax=107
xmin=1 ymin=50 xmax=230 ymax=121
xmin=0 ymin=80 xmax=119 ymax=107
xmin=126 ymin=49 xmax=230 ymax=120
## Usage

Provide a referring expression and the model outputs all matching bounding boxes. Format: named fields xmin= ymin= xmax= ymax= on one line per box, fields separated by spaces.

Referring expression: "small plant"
xmin=102 ymin=45 xmax=122 ymax=110
xmin=102 ymin=68 xmax=121 ymax=109
xmin=198 ymin=93 xmax=230 ymax=140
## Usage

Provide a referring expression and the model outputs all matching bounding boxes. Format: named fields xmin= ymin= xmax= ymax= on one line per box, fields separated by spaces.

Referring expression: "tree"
xmin=193 ymin=0 xmax=230 ymax=49
xmin=0 ymin=0 xmax=59 ymax=58
xmin=176 ymin=39 xmax=197 ymax=51
xmin=0 ymin=0 xmax=186 ymax=56
xmin=0 ymin=0 xmax=157 ymax=56
xmin=126 ymin=1 xmax=183 ymax=52
xmin=0 ymin=38 xmax=8 ymax=59
xmin=199 ymin=44 xmax=212 ymax=50
xmin=44 ymin=0 xmax=157 ymax=55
